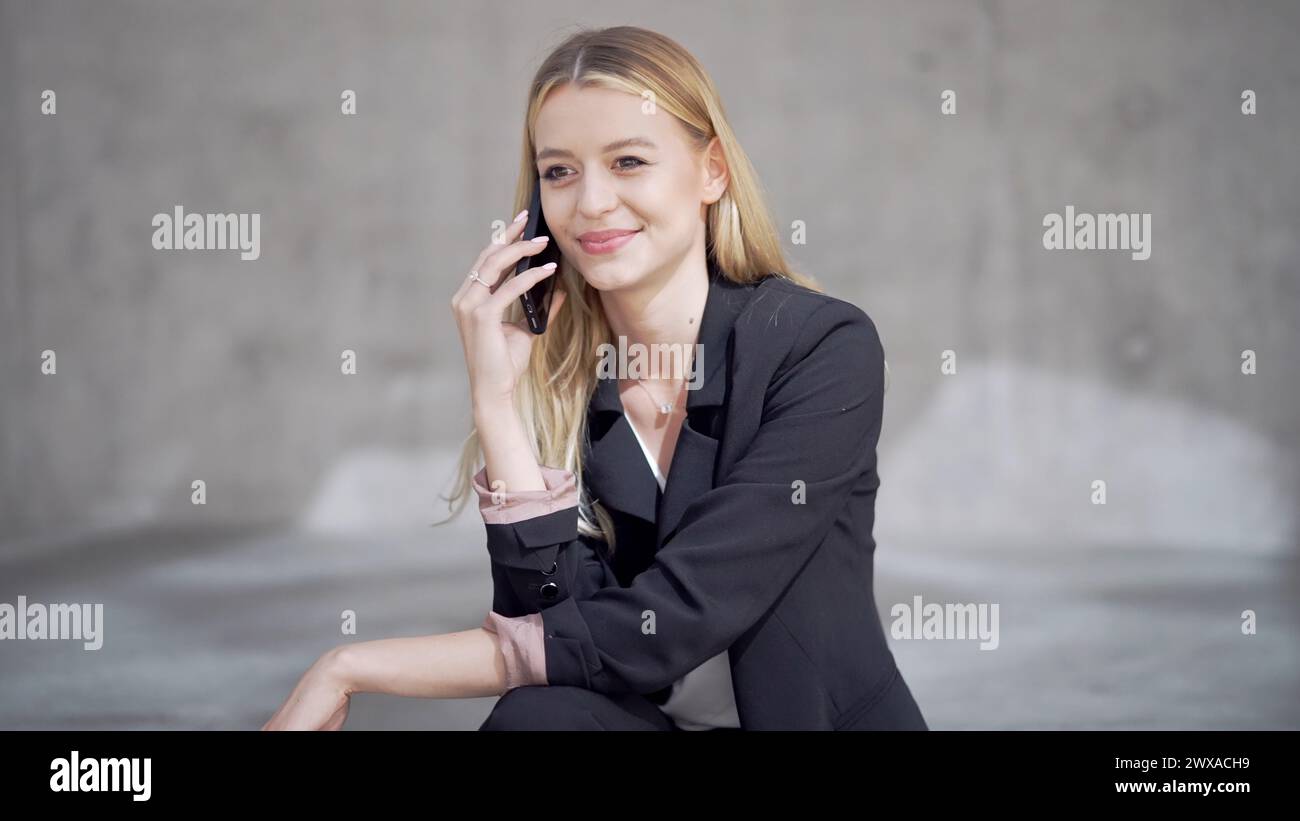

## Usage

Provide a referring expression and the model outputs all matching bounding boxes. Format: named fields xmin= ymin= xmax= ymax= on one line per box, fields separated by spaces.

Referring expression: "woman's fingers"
xmin=487 ymin=260 xmax=559 ymax=315
xmin=455 ymin=244 xmax=554 ymax=325
xmin=477 ymin=234 xmax=552 ymax=295
xmin=452 ymin=211 xmax=532 ymax=303
xmin=483 ymin=209 xmax=536 ymax=288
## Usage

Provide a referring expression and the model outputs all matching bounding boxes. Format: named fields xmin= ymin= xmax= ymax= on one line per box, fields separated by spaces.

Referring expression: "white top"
xmin=625 ymin=415 xmax=742 ymax=731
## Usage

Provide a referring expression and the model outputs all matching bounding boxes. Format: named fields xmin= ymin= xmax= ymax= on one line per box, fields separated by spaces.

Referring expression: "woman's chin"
xmin=577 ymin=264 xmax=646 ymax=293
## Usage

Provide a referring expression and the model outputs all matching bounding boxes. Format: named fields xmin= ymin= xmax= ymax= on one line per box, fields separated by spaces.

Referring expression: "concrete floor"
xmin=2 ymin=518 xmax=1296 ymax=730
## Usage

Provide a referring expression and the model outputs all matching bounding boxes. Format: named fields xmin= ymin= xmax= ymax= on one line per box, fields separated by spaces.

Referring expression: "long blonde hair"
xmin=435 ymin=25 xmax=822 ymax=552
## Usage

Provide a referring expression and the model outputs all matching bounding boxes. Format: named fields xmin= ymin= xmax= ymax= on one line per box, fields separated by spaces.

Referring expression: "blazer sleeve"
xmin=470 ymin=464 xmax=617 ymax=690
xmin=538 ymin=300 xmax=887 ymax=695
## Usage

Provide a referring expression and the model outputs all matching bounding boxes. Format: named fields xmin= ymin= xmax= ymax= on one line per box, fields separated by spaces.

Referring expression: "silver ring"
xmin=468 ymin=269 xmax=491 ymax=289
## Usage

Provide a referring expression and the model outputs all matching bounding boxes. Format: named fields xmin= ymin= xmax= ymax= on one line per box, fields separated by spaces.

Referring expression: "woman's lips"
xmin=579 ymin=229 xmax=640 ymax=255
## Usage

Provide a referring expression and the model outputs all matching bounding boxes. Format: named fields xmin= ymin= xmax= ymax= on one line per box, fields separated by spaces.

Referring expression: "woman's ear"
xmin=701 ymin=136 xmax=729 ymax=205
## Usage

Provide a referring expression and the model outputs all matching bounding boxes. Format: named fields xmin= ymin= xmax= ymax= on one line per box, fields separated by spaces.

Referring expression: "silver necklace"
xmin=634 ymin=377 xmax=686 ymax=415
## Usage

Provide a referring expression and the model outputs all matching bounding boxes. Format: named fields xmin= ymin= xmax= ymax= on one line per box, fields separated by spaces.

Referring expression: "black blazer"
xmin=482 ymin=257 xmax=927 ymax=730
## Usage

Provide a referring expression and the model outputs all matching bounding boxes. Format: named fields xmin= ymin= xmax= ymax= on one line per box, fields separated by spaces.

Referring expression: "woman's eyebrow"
xmin=536 ymin=137 xmax=658 ymax=162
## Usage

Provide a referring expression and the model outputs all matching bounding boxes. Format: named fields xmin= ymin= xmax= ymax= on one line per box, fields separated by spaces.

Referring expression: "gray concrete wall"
xmin=2 ymin=0 xmax=1298 ymax=733
xmin=2 ymin=0 xmax=1298 ymax=553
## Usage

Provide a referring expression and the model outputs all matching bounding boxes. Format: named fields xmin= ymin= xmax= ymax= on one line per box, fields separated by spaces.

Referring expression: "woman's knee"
xmin=478 ymin=685 xmax=604 ymax=731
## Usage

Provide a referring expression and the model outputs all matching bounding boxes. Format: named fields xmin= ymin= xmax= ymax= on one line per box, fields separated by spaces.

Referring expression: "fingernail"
xmin=513 ymin=209 xmax=528 ymax=223
xmin=541 ymin=262 xmax=557 ymax=269
xmin=531 ymin=235 xmax=549 ymax=243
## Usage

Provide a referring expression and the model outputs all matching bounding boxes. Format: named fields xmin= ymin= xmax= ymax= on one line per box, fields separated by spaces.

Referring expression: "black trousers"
xmin=478 ymin=685 xmax=742 ymax=731
xmin=479 ymin=679 xmax=929 ymax=730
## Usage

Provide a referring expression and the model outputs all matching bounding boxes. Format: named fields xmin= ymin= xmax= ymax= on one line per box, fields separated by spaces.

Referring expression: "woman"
xmin=263 ymin=25 xmax=925 ymax=731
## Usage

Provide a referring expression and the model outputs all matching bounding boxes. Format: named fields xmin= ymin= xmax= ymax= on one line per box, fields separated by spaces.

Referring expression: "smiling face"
xmin=532 ymin=83 xmax=728 ymax=294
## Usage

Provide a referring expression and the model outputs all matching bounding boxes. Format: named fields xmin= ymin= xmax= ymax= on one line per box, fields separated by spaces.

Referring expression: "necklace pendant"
xmin=659 ymin=402 xmax=673 ymax=414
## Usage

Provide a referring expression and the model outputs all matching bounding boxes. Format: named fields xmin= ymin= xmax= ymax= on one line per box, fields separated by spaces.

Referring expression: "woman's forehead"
xmin=535 ymin=85 xmax=685 ymax=153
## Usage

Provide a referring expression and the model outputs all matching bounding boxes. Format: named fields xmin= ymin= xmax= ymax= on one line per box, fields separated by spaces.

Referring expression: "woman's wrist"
xmin=474 ymin=393 xmax=548 ymax=494
xmin=471 ymin=390 xmax=515 ymax=422
xmin=323 ymin=644 xmax=359 ymax=696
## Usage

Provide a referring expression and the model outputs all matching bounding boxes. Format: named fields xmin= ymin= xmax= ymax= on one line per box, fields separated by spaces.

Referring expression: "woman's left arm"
xmin=260 ymin=628 xmax=512 ymax=730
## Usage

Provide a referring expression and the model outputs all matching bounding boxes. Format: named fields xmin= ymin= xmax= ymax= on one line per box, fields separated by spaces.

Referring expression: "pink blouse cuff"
xmin=481 ymin=611 xmax=548 ymax=690
xmin=471 ymin=465 xmax=579 ymax=524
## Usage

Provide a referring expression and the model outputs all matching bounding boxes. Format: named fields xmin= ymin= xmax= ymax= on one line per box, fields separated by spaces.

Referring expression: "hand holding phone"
xmin=451 ymin=195 xmax=564 ymax=407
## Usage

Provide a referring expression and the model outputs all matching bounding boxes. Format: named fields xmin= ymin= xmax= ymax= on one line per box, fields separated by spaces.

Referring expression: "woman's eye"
xmin=541 ymin=157 xmax=647 ymax=182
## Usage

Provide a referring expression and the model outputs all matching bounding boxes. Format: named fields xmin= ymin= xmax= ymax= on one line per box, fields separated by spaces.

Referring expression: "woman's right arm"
xmin=265 ymin=216 xmax=570 ymax=729
xmin=446 ymin=208 xmax=580 ymax=692
xmin=474 ymin=399 xmax=546 ymax=496
xmin=452 ymin=208 xmax=567 ymax=497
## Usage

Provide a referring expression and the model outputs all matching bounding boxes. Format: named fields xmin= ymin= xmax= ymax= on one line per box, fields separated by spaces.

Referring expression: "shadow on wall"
xmin=298 ymin=446 xmax=469 ymax=533
xmin=875 ymin=359 xmax=1296 ymax=555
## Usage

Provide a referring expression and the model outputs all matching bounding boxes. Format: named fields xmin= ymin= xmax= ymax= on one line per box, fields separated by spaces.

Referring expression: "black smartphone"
xmin=513 ymin=181 xmax=562 ymax=334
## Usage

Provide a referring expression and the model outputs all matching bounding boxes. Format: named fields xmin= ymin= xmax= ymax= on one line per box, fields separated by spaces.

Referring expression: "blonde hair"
xmin=435 ymin=25 xmax=822 ymax=552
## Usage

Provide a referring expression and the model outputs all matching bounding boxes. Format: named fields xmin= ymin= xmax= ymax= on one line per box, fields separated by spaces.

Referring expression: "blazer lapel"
xmin=585 ymin=380 xmax=661 ymax=525
xmin=584 ymin=257 xmax=762 ymax=546
xmin=655 ymin=261 xmax=759 ymax=550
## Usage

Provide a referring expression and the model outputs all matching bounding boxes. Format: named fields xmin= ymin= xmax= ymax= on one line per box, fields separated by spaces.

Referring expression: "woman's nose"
xmin=576 ymin=175 xmax=621 ymax=219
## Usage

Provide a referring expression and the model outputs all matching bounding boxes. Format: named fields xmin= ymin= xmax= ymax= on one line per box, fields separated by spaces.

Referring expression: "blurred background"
xmin=1 ymin=0 xmax=1297 ymax=730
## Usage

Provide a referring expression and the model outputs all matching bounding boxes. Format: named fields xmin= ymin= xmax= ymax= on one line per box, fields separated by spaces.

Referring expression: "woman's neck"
xmin=599 ymin=256 xmax=708 ymax=381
